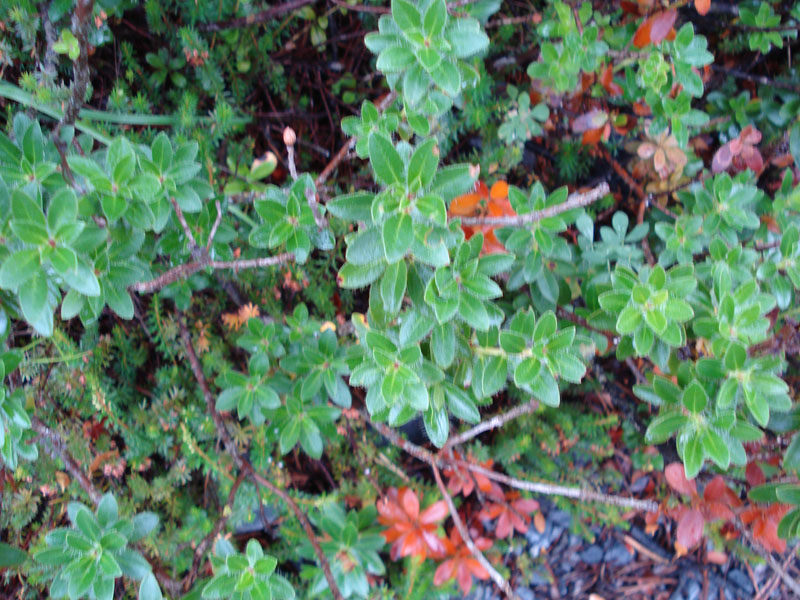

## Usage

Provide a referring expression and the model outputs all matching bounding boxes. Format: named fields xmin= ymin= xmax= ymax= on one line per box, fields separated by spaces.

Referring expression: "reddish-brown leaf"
xmin=745 ymin=462 xmax=765 ymax=487
xmin=676 ymin=508 xmax=705 ymax=549
xmin=711 ymin=142 xmax=733 ymax=173
xmin=633 ymin=10 xmax=677 ymax=48
xmin=703 ymin=475 xmax=742 ymax=507
xmin=665 ymin=462 xmax=698 ymax=497
xmin=601 ymin=64 xmax=623 ymax=96
xmin=695 ymin=0 xmax=711 ymax=15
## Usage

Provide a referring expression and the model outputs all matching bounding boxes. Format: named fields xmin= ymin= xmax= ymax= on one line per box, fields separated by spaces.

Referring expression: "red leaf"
xmin=665 ymin=462 xmax=697 ymax=497
xmin=633 ymin=10 xmax=677 ymax=48
xmin=572 ymin=109 xmax=608 ymax=133
xmin=695 ymin=0 xmax=711 ymax=15
xmin=746 ymin=462 xmax=765 ymax=487
xmin=711 ymin=143 xmax=733 ymax=173
xmin=676 ymin=508 xmax=705 ymax=549
xmin=601 ymin=64 xmax=623 ymax=96
xmin=703 ymin=475 xmax=741 ymax=508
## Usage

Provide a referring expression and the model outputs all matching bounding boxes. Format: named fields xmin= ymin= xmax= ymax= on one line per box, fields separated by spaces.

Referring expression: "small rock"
xmin=550 ymin=509 xmax=571 ymax=528
xmin=727 ymin=569 xmax=754 ymax=594
xmin=603 ymin=540 xmax=634 ymax=566
xmin=516 ymin=588 xmax=536 ymax=600
xmin=630 ymin=475 xmax=650 ymax=493
xmin=580 ymin=544 xmax=604 ymax=565
xmin=684 ymin=579 xmax=701 ymax=600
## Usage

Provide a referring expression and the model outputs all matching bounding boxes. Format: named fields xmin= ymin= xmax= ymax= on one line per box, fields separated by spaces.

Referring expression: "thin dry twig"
xmin=179 ymin=321 xmax=344 ymax=600
xmin=130 ymin=252 xmax=294 ymax=294
xmin=59 ymin=0 xmax=94 ymax=128
xmin=206 ymin=200 xmax=223 ymax=252
xmin=457 ymin=182 xmax=609 ymax=227
xmin=444 ymin=399 xmax=538 ymax=450
xmin=431 ymin=462 xmax=519 ymax=600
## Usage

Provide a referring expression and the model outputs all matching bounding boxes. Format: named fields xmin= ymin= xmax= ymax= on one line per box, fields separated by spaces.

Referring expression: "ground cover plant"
xmin=1 ymin=0 xmax=800 ymax=598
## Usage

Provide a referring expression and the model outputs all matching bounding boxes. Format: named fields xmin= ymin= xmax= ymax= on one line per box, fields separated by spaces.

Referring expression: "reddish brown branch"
xmin=199 ymin=0 xmax=317 ymax=32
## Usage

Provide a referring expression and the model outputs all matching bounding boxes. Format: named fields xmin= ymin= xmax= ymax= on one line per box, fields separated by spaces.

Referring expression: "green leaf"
xmin=423 ymin=0 xmax=447 ymax=36
xmin=644 ymin=309 xmax=668 ymax=335
xmin=683 ymin=435 xmax=704 ymax=479
xmin=458 ymin=293 xmax=489 ymax=331
xmin=529 ymin=369 xmax=559 ymax=407
xmin=130 ymin=512 xmax=159 ymax=542
xmin=327 ymin=192 xmax=374 ymax=222
xmin=151 ymin=132 xmax=173 ymax=172
xmin=431 ymin=323 xmax=455 ymax=368
xmin=19 ymin=270 xmax=53 ymax=336
xmin=744 ymin=387 xmax=770 ymax=427
xmin=382 ymin=213 xmax=413 ymax=263
xmin=380 ymin=259 xmax=407 ymax=316
xmin=369 ymin=134 xmax=405 ymax=186
xmin=645 ymin=413 xmax=689 ymax=444
xmin=444 ymin=385 xmax=479 ymax=423
xmin=0 ymin=249 xmax=39 ymax=291
xmin=376 ymin=46 xmax=416 ymax=73
xmin=407 ymin=139 xmax=438 ymax=191
xmin=97 ymin=494 xmax=118 ymax=528
xmin=682 ymin=380 xmax=708 ymax=413
xmin=0 ymin=543 xmax=26 ymax=568
xmin=280 ymin=418 xmax=301 ymax=454
xmin=299 ymin=419 xmax=323 ymax=458
xmin=139 ymin=573 xmax=162 ymax=600
xmin=338 ymin=262 xmax=385 ymax=289
xmin=432 ymin=61 xmax=460 ymax=96
xmin=615 ymin=306 xmax=641 ymax=335
xmin=392 ymin=0 xmax=422 ymax=33
xmin=423 ymin=404 xmax=449 ymax=448
xmin=101 ymin=194 xmax=128 ymax=222
xmin=703 ymin=429 xmax=730 ymax=470
xmin=514 ymin=357 xmax=541 ymax=386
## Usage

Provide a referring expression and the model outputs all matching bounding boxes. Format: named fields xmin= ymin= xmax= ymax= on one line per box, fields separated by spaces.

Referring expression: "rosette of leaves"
xmin=202 ymin=538 xmax=294 ymax=600
xmin=526 ymin=2 xmax=608 ymax=93
xmin=235 ymin=317 xmax=286 ymax=360
xmin=600 ymin=263 xmax=696 ymax=366
xmin=249 ymin=175 xmax=333 ymax=264
xmin=340 ymin=100 xmax=403 ymax=157
xmin=576 ymin=211 xmax=648 ymax=271
xmin=682 ymin=173 xmax=761 ymax=246
xmin=692 ymin=277 xmax=773 ymax=353
xmin=497 ymin=183 xmax=579 ymax=309
xmin=301 ymin=503 xmax=386 ymax=599
xmin=638 ymin=368 xmax=765 ymax=478
xmin=757 ymin=225 xmax=800 ymax=310
xmin=477 ymin=309 xmax=587 ymax=407
xmin=222 ymin=152 xmax=277 ymax=195
xmin=497 ymin=85 xmax=549 ymax=147
xmin=423 ymin=233 xmax=509 ymax=331
xmin=0 ymin=352 xmax=36 ymax=469
xmin=273 ymin=383 xmax=341 ymax=459
xmin=331 ymin=133 xmax=476 ymax=294
xmin=215 ymin=355 xmax=282 ymax=425
xmin=279 ymin=328 xmax=352 ymax=408
xmin=364 ymin=0 xmax=489 ymax=116
xmin=739 ymin=3 xmax=789 ymax=54
xmin=34 ymin=494 xmax=161 ymax=600
xmin=654 ymin=215 xmax=706 ymax=266
xmin=696 ymin=341 xmax=791 ymax=428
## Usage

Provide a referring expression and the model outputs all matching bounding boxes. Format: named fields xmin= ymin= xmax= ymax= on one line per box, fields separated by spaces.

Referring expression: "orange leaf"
xmin=695 ymin=0 xmax=710 ymax=15
xmin=489 ymin=180 xmax=509 ymax=200
xmin=449 ymin=192 xmax=482 ymax=216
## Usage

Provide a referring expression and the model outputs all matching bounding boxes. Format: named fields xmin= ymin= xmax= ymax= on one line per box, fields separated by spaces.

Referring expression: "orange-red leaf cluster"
xmin=443 ymin=452 xmax=504 ymax=499
xmin=478 ymin=491 xmax=541 ymax=539
xmin=449 ymin=180 xmax=515 ymax=255
xmin=377 ymin=487 xmax=449 ymax=560
xmin=434 ymin=527 xmax=492 ymax=594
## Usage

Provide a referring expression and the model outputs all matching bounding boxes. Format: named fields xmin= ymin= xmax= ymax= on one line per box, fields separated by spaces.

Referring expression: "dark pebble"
xmin=726 ymin=568 xmax=754 ymax=594
xmin=516 ymin=588 xmax=536 ymax=600
xmin=580 ymin=544 xmax=604 ymax=565
xmin=603 ymin=540 xmax=634 ymax=566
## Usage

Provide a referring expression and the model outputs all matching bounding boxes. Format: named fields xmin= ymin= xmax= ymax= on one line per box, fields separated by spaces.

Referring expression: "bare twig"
xmin=206 ymin=200 xmax=223 ymax=252
xmin=170 ymin=197 xmax=200 ymax=258
xmin=456 ymin=461 xmax=660 ymax=512
xmin=431 ymin=462 xmax=519 ymax=600
xmin=754 ymin=541 xmax=800 ymax=600
xmin=444 ymin=399 xmax=538 ymax=450
xmin=179 ymin=321 xmax=344 ymax=600
xmin=365 ymin=416 xmax=659 ymax=512
xmin=710 ymin=64 xmax=800 ymax=94
xmin=199 ymin=0 xmax=317 ymax=32
xmin=487 ymin=13 xmax=541 ymax=27
xmin=130 ymin=252 xmax=294 ymax=294
xmin=31 ymin=416 xmax=100 ymax=505
xmin=457 ymin=182 xmax=609 ymax=227
xmin=556 ymin=307 xmax=615 ymax=352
